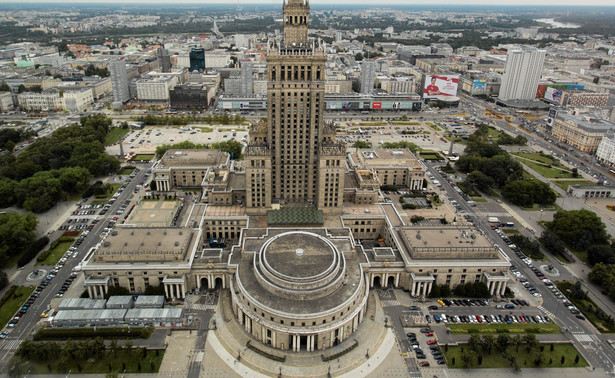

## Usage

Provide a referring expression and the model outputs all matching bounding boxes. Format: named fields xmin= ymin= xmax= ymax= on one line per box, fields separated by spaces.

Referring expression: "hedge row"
xmin=246 ymin=340 xmax=286 ymax=362
xmin=36 ymin=236 xmax=75 ymax=262
xmin=33 ymin=327 xmax=153 ymax=341
xmin=322 ymin=339 xmax=359 ymax=362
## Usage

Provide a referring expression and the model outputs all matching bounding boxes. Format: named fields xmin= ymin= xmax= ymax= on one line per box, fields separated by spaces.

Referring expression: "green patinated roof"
xmin=267 ymin=207 xmax=324 ymax=226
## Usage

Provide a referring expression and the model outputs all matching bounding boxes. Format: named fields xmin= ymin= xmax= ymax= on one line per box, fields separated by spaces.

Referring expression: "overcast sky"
xmin=1 ymin=0 xmax=614 ymax=6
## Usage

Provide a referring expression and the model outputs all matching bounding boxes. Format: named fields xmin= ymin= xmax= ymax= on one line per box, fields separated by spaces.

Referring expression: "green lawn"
xmin=555 ymin=281 xmax=615 ymax=333
xmin=95 ymin=183 xmax=122 ymax=199
xmin=193 ymin=126 xmax=214 ymax=132
xmin=359 ymin=122 xmax=388 ymax=126
xmin=0 ymin=286 xmax=35 ymax=329
xmin=392 ymin=121 xmax=420 ymax=125
xmin=513 ymin=152 xmax=558 ymax=165
xmin=447 ymin=321 xmax=561 ymax=334
xmin=552 ymin=180 xmax=593 ymax=191
xmin=421 ymin=152 xmax=443 ymax=160
xmin=104 ymin=127 xmax=130 ymax=146
xmin=131 ymin=154 xmax=155 ymax=161
xmin=426 ymin=122 xmax=441 ymax=131
xmin=471 ymin=197 xmax=488 ymax=202
xmin=12 ymin=349 xmax=164 ymax=375
xmin=443 ymin=343 xmax=586 ymax=369
xmin=35 ymin=240 xmax=73 ymax=266
xmin=120 ymin=166 xmax=136 ymax=175
xmin=91 ymin=199 xmax=108 ymax=206
xmin=502 ymin=228 xmax=519 ymax=235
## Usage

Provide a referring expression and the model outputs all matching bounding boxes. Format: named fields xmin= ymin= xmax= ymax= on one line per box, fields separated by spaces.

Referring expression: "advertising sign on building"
xmin=472 ymin=80 xmax=486 ymax=95
xmin=544 ymin=87 xmax=563 ymax=104
xmin=423 ymin=74 xmax=459 ymax=99
xmin=372 ymin=102 xmax=382 ymax=109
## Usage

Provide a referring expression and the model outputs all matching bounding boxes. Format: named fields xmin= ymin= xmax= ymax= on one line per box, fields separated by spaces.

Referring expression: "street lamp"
xmin=539 ymin=209 xmax=544 ymax=224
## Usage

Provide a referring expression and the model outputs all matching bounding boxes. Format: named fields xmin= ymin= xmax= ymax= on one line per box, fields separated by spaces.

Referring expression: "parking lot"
xmin=105 ymin=125 xmax=249 ymax=156
xmin=405 ymin=327 xmax=446 ymax=368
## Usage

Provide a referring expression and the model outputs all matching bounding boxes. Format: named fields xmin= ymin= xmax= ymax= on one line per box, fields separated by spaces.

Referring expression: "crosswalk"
xmin=191 ymin=303 xmax=217 ymax=311
xmin=381 ymin=299 xmax=401 ymax=307
xmin=538 ymin=305 xmax=555 ymax=317
xmin=573 ymin=333 xmax=597 ymax=343
xmin=1 ymin=339 xmax=22 ymax=350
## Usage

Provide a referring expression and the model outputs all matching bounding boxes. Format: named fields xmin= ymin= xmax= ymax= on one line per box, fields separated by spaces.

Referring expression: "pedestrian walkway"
xmin=191 ymin=303 xmax=216 ymax=311
xmin=0 ymin=339 xmax=22 ymax=350
xmin=198 ymin=289 xmax=407 ymax=377
xmin=538 ymin=305 xmax=555 ymax=318
xmin=380 ymin=299 xmax=400 ymax=307
xmin=574 ymin=334 xmax=598 ymax=343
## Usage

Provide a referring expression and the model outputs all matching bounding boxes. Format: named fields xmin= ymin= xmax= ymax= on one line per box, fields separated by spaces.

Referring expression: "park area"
xmin=10 ymin=340 xmax=164 ymax=375
xmin=447 ymin=321 xmax=560 ymax=334
xmin=443 ymin=338 xmax=586 ymax=369
xmin=0 ymin=286 xmax=35 ymax=328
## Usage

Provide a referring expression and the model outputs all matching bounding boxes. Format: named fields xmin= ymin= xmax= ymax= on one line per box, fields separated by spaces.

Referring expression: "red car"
xmin=425 ymin=331 xmax=433 ymax=337
xmin=427 ymin=339 xmax=437 ymax=345
xmin=419 ymin=361 xmax=430 ymax=367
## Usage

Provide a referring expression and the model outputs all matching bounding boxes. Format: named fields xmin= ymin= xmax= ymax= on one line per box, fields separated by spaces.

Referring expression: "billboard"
xmin=372 ymin=102 xmax=382 ymax=109
xmin=544 ymin=87 xmax=563 ymax=104
xmin=472 ymin=79 xmax=486 ymax=95
xmin=423 ymin=74 xmax=459 ymax=99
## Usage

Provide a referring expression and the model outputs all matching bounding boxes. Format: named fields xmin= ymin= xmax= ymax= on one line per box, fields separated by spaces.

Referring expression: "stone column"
xmin=500 ymin=281 xmax=507 ymax=296
xmin=494 ymin=281 xmax=501 ymax=296
xmin=293 ymin=335 xmax=298 ymax=352
xmin=164 ymin=284 xmax=169 ymax=298
xmin=427 ymin=282 xmax=432 ymax=296
xmin=87 ymin=286 xmax=93 ymax=299
xmin=395 ymin=273 xmax=400 ymax=287
xmin=411 ymin=282 xmax=416 ymax=296
xmin=489 ymin=281 xmax=494 ymax=295
xmin=310 ymin=335 xmax=315 ymax=352
xmin=103 ymin=285 xmax=108 ymax=294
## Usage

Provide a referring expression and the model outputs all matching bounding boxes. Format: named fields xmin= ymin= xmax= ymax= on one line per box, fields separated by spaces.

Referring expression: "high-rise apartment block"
xmin=245 ymin=0 xmax=345 ymax=214
xmin=157 ymin=47 xmax=172 ymax=73
xmin=499 ymin=48 xmax=546 ymax=101
xmin=109 ymin=59 xmax=130 ymax=106
xmin=360 ymin=59 xmax=377 ymax=94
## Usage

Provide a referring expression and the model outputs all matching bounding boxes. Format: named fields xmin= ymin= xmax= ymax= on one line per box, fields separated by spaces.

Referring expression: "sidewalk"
xmin=200 ymin=289 xmax=405 ymax=377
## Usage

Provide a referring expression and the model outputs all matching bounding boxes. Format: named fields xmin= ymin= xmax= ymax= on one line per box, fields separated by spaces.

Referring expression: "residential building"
xmin=0 ymin=92 xmax=14 ymax=111
xmin=499 ymin=48 xmax=546 ymax=101
xmin=551 ymin=111 xmax=615 ymax=153
xmin=360 ymin=59 xmax=377 ymax=94
xmin=109 ymin=59 xmax=130 ymax=106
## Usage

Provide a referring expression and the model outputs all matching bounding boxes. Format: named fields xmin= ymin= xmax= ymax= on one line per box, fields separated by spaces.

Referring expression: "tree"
xmin=561 ymin=355 xmax=565 ymax=365
xmin=124 ymin=341 xmax=134 ymax=357
xmin=587 ymin=244 xmax=615 ymax=266
xmin=540 ymin=230 xmax=566 ymax=256
xmin=0 ymin=82 xmax=10 ymax=92
xmin=496 ymin=334 xmax=511 ymax=352
xmin=17 ymin=84 xmax=26 ymax=93
xmin=480 ymin=334 xmax=495 ymax=354
xmin=549 ymin=209 xmax=609 ymax=250
xmin=466 ymin=170 xmax=495 ymax=192
xmin=354 ymin=52 xmax=364 ymax=61
xmin=468 ymin=334 xmax=481 ymax=351
xmin=353 ymin=141 xmax=372 ymax=149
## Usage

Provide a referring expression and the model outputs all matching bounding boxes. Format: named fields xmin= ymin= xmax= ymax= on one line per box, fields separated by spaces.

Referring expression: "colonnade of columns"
xmin=156 ymin=179 xmax=170 ymax=191
xmin=164 ymin=283 xmax=185 ymax=299
xmin=488 ymin=280 xmax=508 ymax=296
xmin=236 ymin=305 xmax=366 ymax=352
xmin=87 ymin=284 xmax=108 ymax=299
xmin=411 ymin=281 xmax=433 ymax=297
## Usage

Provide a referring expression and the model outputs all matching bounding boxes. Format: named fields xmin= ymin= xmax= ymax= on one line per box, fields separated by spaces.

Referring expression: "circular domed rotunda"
xmin=230 ymin=229 xmax=368 ymax=352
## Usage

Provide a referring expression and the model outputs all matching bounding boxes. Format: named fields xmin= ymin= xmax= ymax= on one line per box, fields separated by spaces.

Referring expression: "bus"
xmin=609 ymin=169 xmax=615 ymax=176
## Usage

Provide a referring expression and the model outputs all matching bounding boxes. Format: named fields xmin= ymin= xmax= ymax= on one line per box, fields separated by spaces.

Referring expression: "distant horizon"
xmin=1 ymin=1 xmax=615 ymax=7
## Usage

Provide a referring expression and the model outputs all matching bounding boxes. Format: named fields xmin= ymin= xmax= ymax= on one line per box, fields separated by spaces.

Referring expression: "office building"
xmin=245 ymin=0 xmax=345 ymax=214
xmin=157 ymin=47 xmax=172 ymax=73
xmin=109 ymin=59 xmax=130 ymax=106
xmin=169 ymin=84 xmax=209 ymax=111
xmin=499 ymin=48 xmax=546 ymax=101
xmin=189 ymin=48 xmax=206 ymax=72
xmin=551 ymin=111 xmax=615 ymax=153
xmin=360 ymin=59 xmax=377 ymax=94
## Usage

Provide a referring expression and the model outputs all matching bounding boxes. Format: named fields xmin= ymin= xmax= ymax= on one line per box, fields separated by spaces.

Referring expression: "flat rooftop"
xmin=159 ymin=149 xmax=227 ymax=168
xmin=349 ymin=148 xmax=422 ymax=169
xmin=399 ymin=224 xmax=499 ymax=259
xmin=94 ymin=227 xmax=196 ymax=262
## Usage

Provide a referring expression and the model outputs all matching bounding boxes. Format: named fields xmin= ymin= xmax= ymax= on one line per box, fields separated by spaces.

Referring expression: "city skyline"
xmin=2 ymin=0 xmax=615 ymax=7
